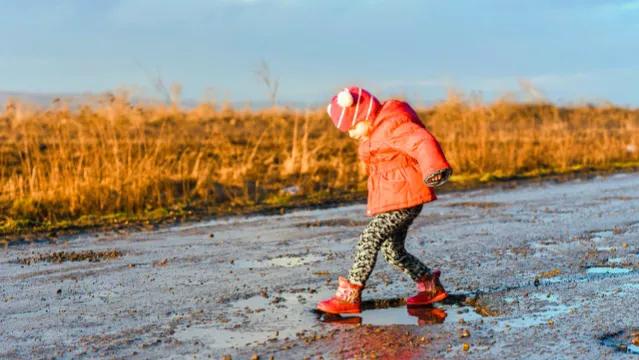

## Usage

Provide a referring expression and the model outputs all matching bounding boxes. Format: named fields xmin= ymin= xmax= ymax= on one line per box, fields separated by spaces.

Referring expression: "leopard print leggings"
xmin=348 ymin=204 xmax=431 ymax=286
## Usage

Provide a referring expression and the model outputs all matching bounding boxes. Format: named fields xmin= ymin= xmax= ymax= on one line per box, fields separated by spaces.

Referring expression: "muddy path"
xmin=2 ymin=173 xmax=639 ymax=359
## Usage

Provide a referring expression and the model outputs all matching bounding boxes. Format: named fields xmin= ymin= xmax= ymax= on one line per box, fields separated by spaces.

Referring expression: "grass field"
xmin=1 ymin=95 xmax=638 ymax=238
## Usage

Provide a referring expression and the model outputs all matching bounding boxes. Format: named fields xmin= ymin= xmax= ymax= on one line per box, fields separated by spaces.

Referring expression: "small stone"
xmin=460 ymin=329 xmax=470 ymax=338
xmin=250 ymin=353 xmax=259 ymax=360
xmin=260 ymin=288 xmax=269 ymax=298
xmin=463 ymin=343 xmax=470 ymax=351
xmin=547 ymin=320 xmax=554 ymax=326
xmin=56 ymin=289 xmax=62 ymax=295
xmin=153 ymin=258 xmax=168 ymax=267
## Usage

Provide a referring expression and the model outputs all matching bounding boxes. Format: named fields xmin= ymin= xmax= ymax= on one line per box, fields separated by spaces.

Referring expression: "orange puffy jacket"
xmin=358 ymin=100 xmax=451 ymax=216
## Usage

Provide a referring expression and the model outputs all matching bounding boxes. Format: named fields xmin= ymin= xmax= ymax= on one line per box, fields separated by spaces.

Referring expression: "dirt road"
xmin=2 ymin=173 xmax=639 ymax=359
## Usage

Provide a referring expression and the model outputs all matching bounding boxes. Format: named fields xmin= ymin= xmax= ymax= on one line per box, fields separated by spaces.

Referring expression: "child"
xmin=317 ymin=86 xmax=452 ymax=314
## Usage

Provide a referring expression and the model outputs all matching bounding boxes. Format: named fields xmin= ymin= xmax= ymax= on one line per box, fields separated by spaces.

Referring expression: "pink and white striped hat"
xmin=326 ymin=86 xmax=382 ymax=132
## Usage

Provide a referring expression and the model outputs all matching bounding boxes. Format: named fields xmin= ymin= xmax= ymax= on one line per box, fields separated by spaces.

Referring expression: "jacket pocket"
xmin=380 ymin=167 xmax=408 ymax=183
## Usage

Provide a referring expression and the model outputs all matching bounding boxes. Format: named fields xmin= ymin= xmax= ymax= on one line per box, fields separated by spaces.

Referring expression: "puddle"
xmin=530 ymin=292 xmax=559 ymax=303
xmin=375 ymin=303 xmax=482 ymax=326
xmin=586 ymin=267 xmax=633 ymax=275
xmin=496 ymin=304 xmax=574 ymax=330
xmin=317 ymin=303 xmax=483 ymax=327
xmin=232 ymin=291 xmax=309 ymax=310
xmin=503 ymin=296 xmax=517 ymax=304
xmin=596 ymin=246 xmax=617 ymax=252
xmin=539 ymin=266 xmax=636 ymax=286
xmin=590 ymin=230 xmax=615 ymax=241
xmin=174 ymin=291 xmax=320 ymax=350
xmin=608 ymin=257 xmax=624 ymax=265
xmin=173 ymin=324 xmax=290 ymax=349
xmin=175 ymin=293 xmax=482 ymax=350
xmin=315 ymin=293 xmax=485 ymax=327
xmin=234 ymin=254 xmax=323 ymax=269
xmin=600 ymin=329 xmax=639 ymax=354
xmin=623 ymin=283 xmax=639 ymax=290
xmin=608 ymin=254 xmax=639 ymax=265
xmin=503 ymin=293 xmax=558 ymax=305
xmin=15 ymin=249 xmax=123 ymax=265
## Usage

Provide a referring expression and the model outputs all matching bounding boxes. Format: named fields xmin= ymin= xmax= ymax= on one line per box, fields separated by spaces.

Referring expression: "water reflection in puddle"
xmin=321 ymin=303 xmax=484 ymax=327
xmin=587 ymin=267 xmax=633 ymax=275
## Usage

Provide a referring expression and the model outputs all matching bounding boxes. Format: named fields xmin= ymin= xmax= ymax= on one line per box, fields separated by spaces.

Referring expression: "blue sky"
xmin=1 ymin=0 xmax=639 ymax=106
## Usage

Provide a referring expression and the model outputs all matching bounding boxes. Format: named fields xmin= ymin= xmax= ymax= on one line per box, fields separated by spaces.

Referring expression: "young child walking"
xmin=317 ymin=86 xmax=453 ymax=314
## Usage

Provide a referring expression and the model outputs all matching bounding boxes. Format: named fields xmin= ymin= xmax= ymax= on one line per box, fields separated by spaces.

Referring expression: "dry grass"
xmin=1 ymin=94 xmax=638 ymax=236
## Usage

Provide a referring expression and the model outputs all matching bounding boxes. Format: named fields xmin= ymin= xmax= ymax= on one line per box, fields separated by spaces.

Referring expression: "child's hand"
xmin=424 ymin=168 xmax=452 ymax=187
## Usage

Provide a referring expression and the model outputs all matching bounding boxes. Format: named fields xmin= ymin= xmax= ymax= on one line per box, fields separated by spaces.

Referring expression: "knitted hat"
xmin=326 ymin=86 xmax=382 ymax=132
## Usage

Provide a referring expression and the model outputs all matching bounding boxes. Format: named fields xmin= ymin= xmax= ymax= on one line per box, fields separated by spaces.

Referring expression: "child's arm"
xmin=386 ymin=120 xmax=452 ymax=187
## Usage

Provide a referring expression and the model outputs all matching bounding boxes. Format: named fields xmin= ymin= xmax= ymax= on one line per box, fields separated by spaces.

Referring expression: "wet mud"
xmin=2 ymin=173 xmax=639 ymax=359
xmin=15 ymin=249 xmax=124 ymax=265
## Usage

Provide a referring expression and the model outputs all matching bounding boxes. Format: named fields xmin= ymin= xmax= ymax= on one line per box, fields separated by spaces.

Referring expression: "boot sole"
xmin=406 ymin=292 xmax=448 ymax=306
xmin=316 ymin=304 xmax=361 ymax=315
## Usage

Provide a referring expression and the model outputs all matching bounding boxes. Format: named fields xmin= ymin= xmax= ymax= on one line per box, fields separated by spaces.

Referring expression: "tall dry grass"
xmin=1 ymin=94 xmax=638 ymax=234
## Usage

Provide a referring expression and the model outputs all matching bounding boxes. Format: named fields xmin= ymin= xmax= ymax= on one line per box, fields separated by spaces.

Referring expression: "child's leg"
xmin=348 ymin=205 xmax=425 ymax=286
xmin=380 ymin=205 xmax=431 ymax=282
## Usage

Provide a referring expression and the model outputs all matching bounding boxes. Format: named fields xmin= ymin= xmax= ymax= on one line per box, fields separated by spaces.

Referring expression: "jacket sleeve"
xmin=386 ymin=119 xmax=451 ymax=181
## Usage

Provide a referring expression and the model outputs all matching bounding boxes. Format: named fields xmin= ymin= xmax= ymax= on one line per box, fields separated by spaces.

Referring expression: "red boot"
xmin=406 ymin=306 xmax=447 ymax=325
xmin=317 ymin=276 xmax=363 ymax=314
xmin=406 ymin=270 xmax=448 ymax=306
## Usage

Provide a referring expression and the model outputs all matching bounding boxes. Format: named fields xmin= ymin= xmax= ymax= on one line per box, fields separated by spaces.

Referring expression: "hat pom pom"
xmin=337 ymin=89 xmax=354 ymax=107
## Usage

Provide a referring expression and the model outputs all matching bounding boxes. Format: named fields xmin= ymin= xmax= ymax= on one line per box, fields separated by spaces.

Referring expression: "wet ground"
xmin=2 ymin=173 xmax=639 ymax=359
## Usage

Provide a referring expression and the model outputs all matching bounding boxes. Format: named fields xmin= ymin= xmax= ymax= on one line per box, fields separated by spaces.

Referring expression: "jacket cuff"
xmin=424 ymin=168 xmax=453 ymax=187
